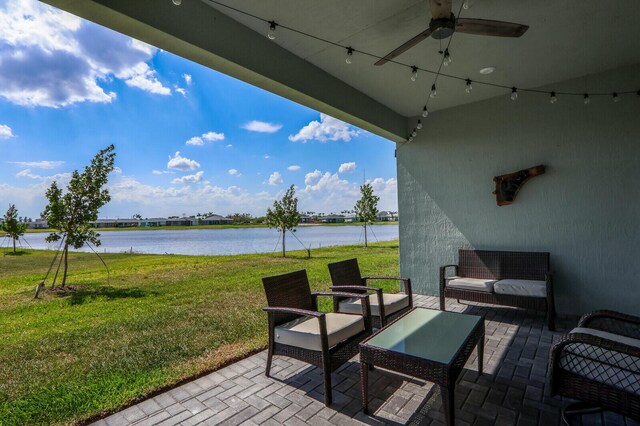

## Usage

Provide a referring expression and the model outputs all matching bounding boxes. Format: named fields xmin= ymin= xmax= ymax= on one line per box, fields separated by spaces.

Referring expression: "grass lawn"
xmin=0 ymin=242 xmax=400 ymax=425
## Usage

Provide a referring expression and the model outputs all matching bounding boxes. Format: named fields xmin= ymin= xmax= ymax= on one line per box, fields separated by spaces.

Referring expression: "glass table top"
xmin=363 ymin=308 xmax=483 ymax=364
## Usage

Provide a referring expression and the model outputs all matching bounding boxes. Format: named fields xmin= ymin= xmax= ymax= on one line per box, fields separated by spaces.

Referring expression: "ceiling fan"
xmin=375 ymin=0 xmax=529 ymax=65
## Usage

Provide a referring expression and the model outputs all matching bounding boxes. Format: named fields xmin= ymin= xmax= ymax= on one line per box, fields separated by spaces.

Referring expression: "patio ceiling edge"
xmin=39 ymin=0 xmax=408 ymax=143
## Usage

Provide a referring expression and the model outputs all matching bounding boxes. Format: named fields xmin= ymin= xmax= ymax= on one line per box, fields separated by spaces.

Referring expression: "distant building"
xmin=165 ymin=217 xmax=198 ymax=226
xmin=299 ymin=215 xmax=313 ymax=224
xmin=139 ymin=218 xmax=167 ymax=227
xmin=376 ymin=211 xmax=397 ymax=222
xmin=29 ymin=220 xmax=49 ymax=229
xmin=201 ymin=215 xmax=233 ymax=225
xmin=321 ymin=214 xmax=345 ymax=223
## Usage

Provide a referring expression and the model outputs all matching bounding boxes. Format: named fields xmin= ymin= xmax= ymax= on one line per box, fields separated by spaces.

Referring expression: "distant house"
xmin=139 ymin=218 xmax=167 ymax=227
xmin=321 ymin=214 xmax=345 ymax=223
xmin=166 ymin=217 xmax=198 ymax=226
xmin=201 ymin=215 xmax=233 ymax=225
xmin=344 ymin=214 xmax=357 ymax=223
xmin=29 ymin=220 xmax=49 ymax=229
xmin=299 ymin=215 xmax=313 ymax=224
xmin=376 ymin=211 xmax=397 ymax=222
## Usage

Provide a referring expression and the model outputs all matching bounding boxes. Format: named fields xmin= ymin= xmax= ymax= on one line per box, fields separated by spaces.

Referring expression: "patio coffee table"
xmin=360 ymin=308 xmax=484 ymax=425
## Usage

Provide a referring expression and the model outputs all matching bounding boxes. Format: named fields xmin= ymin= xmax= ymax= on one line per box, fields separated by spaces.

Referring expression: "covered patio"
xmin=39 ymin=0 xmax=640 ymax=424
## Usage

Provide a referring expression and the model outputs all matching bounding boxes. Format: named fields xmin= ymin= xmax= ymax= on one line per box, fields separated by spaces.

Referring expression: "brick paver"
xmin=94 ymin=296 xmax=638 ymax=425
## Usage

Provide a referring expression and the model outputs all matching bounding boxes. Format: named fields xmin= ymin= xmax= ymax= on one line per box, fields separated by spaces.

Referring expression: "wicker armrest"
xmin=578 ymin=310 xmax=640 ymax=339
xmin=362 ymin=276 xmax=413 ymax=298
xmin=329 ymin=285 xmax=381 ymax=293
xmin=312 ymin=292 xmax=372 ymax=325
xmin=439 ymin=264 xmax=459 ymax=274
xmin=262 ymin=306 xmax=325 ymax=318
xmin=551 ymin=332 xmax=640 ymax=367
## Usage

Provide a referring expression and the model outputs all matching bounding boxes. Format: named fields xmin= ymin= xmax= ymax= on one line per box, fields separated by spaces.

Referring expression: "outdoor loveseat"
xmin=440 ymin=249 xmax=555 ymax=330
xmin=549 ymin=310 xmax=640 ymax=422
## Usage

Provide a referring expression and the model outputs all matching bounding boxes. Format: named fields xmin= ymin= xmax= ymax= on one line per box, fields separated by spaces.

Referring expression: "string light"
xmin=345 ymin=47 xmax=354 ymax=64
xmin=267 ymin=21 xmax=277 ymax=40
xmin=443 ymin=49 xmax=452 ymax=67
xmin=411 ymin=128 xmax=417 ymax=137
xmin=408 ymin=135 xmax=414 ymax=142
xmin=465 ymin=79 xmax=473 ymax=94
xmin=416 ymin=119 xmax=423 ymax=130
xmin=172 ymin=0 xmax=182 ymax=5
xmin=410 ymin=66 xmax=418 ymax=82
xmin=422 ymin=106 xmax=429 ymax=118
xmin=510 ymin=87 xmax=518 ymax=101
xmin=201 ymin=0 xmax=637 ymax=116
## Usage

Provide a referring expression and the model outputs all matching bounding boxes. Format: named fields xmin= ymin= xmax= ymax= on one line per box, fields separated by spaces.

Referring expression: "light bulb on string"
xmin=172 ymin=0 xmax=182 ymax=5
xmin=462 ymin=0 xmax=471 ymax=10
xmin=583 ymin=94 xmax=591 ymax=105
xmin=410 ymin=66 xmax=418 ymax=82
xmin=550 ymin=92 xmax=557 ymax=104
xmin=411 ymin=128 xmax=417 ymax=137
xmin=613 ymin=93 xmax=621 ymax=103
xmin=345 ymin=47 xmax=354 ymax=64
xmin=422 ymin=106 xmax=429 ymax=118
xmin=408 ymin=136 xmax=414 ymax=142
xmin=267 ymin=21 xmax=277 ymax=40
xmin=510 ymin=87 xmax=518 ymax=101
xmin=430 ymin=84 xmax=437 ymax=98
xmin=465 ymin=79 xmax=473 ymax=94
xmin=416 ymin=120 xmax=423 ymax=130
xmin=443 ymin=49 xmax=452 ymax=67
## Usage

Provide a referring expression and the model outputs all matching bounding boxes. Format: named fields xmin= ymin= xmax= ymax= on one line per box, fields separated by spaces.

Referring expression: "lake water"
xmin=16 ymin=225 xmax=398 ymax=256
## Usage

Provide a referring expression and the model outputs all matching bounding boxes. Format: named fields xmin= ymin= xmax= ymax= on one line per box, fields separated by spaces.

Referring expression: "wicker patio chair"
xmin=262 ymin=269 xmax=372 ymax=406
xmin=549 ymin=310 xmax=640 ymax=423
xmin=327 ymin=258 xmax=413 ymax=328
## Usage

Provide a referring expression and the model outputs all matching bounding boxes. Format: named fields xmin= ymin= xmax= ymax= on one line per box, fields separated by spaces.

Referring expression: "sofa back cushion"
xmin=458 ymin=249 xmax=550 ymax=281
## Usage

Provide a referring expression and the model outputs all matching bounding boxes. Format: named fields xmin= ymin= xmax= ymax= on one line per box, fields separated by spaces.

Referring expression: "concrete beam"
xmin=39 ymin=0 xmax=407 ymax=142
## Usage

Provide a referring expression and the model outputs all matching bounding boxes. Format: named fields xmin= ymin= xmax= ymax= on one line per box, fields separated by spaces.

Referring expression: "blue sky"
xmin=0 ymin=0 xmax=397 ymax=219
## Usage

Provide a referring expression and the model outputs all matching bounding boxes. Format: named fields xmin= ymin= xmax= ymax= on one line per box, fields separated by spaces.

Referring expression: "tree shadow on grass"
xmin=52 ymin=285 xmax=157 ymax=306
xmin=2 ymin=250 xmax=32 ymax=256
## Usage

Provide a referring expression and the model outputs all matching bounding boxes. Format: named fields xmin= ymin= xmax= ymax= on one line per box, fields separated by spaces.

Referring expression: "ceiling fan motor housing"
xmin=430 ymin=14 xmax=456 ymax=39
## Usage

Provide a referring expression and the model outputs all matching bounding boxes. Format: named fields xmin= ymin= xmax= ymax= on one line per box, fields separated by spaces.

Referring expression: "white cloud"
xmin=264 ymin=155 xmax=270 ymax=159
xmin=167 ymin=151 xmax=200 ymax=171
xmin=183 ymin=74 xmax=192 ymax=85
xmin=242 ymin=120 xmax=282 ymax=133
xmin=0 ymin=124 xmax=14 ymax=139
xmin=10 ymin=160 xmax=64 ymax=169
xmin=171 ymin=171 xmax=204 ymax=185
xmin=175 ymin=87 xmax=187 ymax=96
xmin=152 ymin=169 xmax=175 ymax=175
xmin=287 ymin=165 xmax=301 ymax=171
xmin=338 ymin=162 xmax=357 ymax=173
xmin=288 ymin=113 xmax=361 ymax=143
xmin=0 ymin=0 xmax=171 ymax=107
xmin=228 ymin=169 xmax=238 ymax=175
xmin=226 ymin=144 xmax=233 ymax=148
xmin=15 ymin=168 xmax=72 ymax=182
xmin=304 ymin=169 xmax=323 ymax=185
xmin=186 ymin=131 xmax=225 ymax=146
xmin=268 ymin=171 xmax=283 ymax=186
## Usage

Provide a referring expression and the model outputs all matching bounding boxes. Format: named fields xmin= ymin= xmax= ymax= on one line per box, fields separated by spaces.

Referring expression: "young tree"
xmin=2 ymin=204 xmax=28 ymax=254
xmin=354 ymin=183 xmax=380 ymax=247
xmin=42 ymin=145 xmax=116 ymax=287
xmin=265 ymin=185 xmax=300 ymax=257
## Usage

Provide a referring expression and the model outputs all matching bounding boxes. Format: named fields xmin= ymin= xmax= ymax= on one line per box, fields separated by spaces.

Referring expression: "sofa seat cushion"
xmin=558 ymin=327 xmax=640 ymax=394
xmin=446 ymin=277 xmax=496 ymax=293
xmin=274 ymin=313 xmax=364 ymax=351
xmin=338 ymin=293 xmax=409 ymax=317
xmin=494 ymin=279 xmax=546 ymax=297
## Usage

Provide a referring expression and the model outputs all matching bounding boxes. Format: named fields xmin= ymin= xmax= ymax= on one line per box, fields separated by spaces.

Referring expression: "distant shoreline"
xmin=14 ymin=221 xmax=399 ymax=235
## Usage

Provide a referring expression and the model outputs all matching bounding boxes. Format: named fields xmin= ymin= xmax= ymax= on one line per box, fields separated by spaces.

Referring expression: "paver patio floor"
xmin=94 ymin=296 xmax=638 ymax=426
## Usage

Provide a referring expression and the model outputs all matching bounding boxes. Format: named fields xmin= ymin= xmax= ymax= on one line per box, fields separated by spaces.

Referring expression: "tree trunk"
xmin=281 ymin=229 xmax=286 ymax=257
xmin=12 ymin=237 xmax=16 ymax=253
xmin=61 ymin=243 xmax=69 ymax=288
xmin=364 ymin=223 xmax=368 ymax=248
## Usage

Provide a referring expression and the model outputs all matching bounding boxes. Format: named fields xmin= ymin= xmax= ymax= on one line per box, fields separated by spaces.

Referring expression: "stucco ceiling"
xmin=202 ymin=0 xmax=640 ymax=117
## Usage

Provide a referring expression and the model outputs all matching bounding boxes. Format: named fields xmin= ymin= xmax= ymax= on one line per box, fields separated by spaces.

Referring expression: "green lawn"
xmin=0 ymin=242 xmax=400 ymax=425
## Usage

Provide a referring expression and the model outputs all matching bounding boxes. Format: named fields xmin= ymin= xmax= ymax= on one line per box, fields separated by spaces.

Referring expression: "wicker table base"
xmin=360 ymin=308 xmax=484 ymax=426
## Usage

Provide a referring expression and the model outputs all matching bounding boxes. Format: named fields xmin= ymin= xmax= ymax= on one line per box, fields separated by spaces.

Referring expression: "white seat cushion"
xmin=338 ymin=293 xmax=410 ymax=317
xmin=446 ymin=277 xmax=496 ymax=293
xmin=274 ymin=313 xmax=364 ymax=351
xmin=494 ymin=279 xmax=546 ymax=297
xmin=559 ymin=327 xmax=640 ymax=393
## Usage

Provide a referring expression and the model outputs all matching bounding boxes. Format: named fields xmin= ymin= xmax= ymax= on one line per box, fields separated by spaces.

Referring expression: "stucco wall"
xmin=397 ymin=64 xmax=640 ymax=316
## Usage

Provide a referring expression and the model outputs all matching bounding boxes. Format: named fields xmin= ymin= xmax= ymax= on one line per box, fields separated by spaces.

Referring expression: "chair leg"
xmin=265 ymin=342 xmax=274 ymax=377
xmin=547 ymin=308 xmax=556 ymax=332
xmin=440 ymin=293 xmax=446 ymax=311
xmin=322 ymin=353 xmax=332 ymax=406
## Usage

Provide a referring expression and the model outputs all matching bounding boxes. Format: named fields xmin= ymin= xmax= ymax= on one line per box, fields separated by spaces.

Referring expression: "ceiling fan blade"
xmin=374 ymin=28 xmax=433 ymax=66
xmin=430 ymin=0 xmax=452 ymax=19
xmin=456 ymin=18 xmax=529 ymax=37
